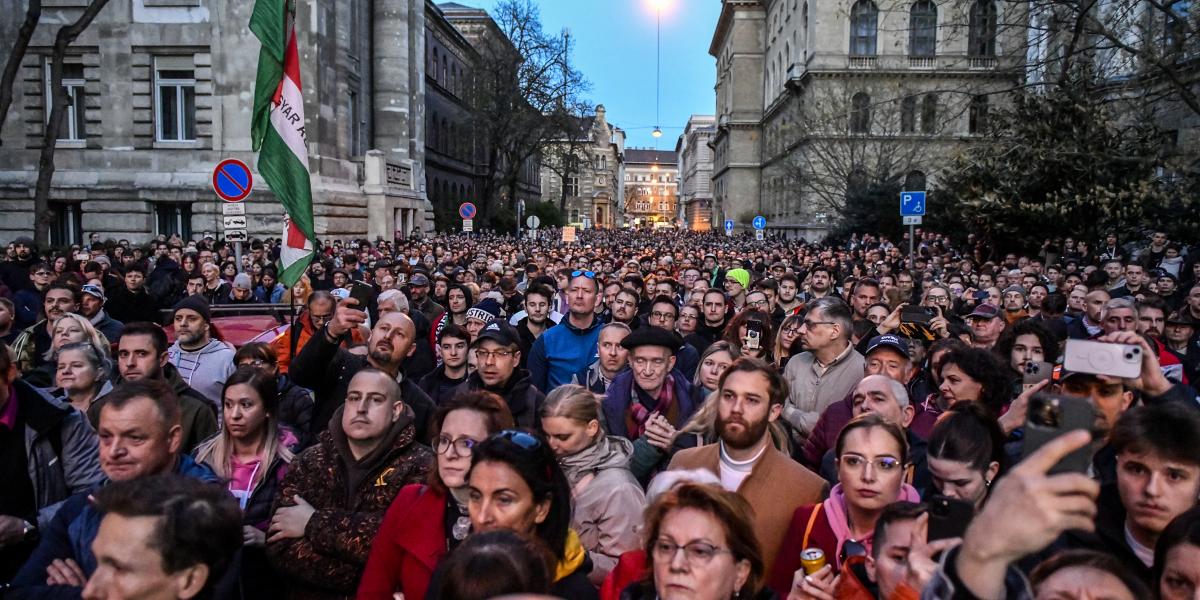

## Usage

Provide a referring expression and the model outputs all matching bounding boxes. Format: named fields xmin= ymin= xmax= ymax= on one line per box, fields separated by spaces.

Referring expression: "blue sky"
xmin=455 ymin=0 xmax=722 ymax=150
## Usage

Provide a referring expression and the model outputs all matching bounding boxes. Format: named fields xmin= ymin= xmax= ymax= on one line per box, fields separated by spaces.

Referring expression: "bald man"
xmin=291 ymin=297 xmax=435 ymax=441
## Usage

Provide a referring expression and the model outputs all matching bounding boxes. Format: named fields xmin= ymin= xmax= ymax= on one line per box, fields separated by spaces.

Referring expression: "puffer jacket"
xmin=14 ymin=379 xmax=104 ymax=529
xmin=265 ymin=405 xmax=433 ymax=600
xmin=452 ymin=368 xmax=545 ymax=429
xmin=559 ymin=435 xmax=646 ymax=586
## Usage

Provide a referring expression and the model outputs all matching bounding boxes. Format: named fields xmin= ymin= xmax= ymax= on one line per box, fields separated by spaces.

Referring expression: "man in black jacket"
xmin=418 ymin=323 xmax=470 ymax=406
xmin=452 ymin=321 xmax=545 ymax=429
xmin=290 ymin=297 xmax=435 ymax=441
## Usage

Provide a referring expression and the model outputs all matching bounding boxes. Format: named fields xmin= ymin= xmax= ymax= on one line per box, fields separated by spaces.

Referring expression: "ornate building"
xmin=676 ymin=115 xmax=717 ymax=231
xmin=623 ymin=148 xmax=678 ymax=228
xmin=538 ymin=104 xmax=625 ymax=229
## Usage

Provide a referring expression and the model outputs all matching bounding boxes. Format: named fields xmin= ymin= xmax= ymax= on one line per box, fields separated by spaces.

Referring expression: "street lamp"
xmin=652 ymin=126 xmax=662 ymax=138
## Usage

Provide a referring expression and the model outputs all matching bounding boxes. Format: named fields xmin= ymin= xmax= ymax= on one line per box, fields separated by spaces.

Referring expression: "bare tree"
xmin=33 ymin=0 xmax=112 ymax=246
xmin=0 ymin=0 xmax=42 ymax=143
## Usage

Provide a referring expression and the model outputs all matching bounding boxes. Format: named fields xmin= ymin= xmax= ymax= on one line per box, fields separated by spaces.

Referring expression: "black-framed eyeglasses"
xmin=434 ymin=435 xmax=478 ymax=456
xmin=495 ymin=429 xmax=543 ymax=451
xmin=571 ymin=270 xmax=596 ymax=279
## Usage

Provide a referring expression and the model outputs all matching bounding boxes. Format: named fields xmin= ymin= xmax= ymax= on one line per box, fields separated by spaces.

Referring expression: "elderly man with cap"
xmin=407 ymin=273 xmax=444 ymax=323
xmin=452 ymin=321 xmax=545 ymax=428
xmin=602 ymin=326 xmax=701 ymax=481
xmin=217 ymin=272 xmax=261 ymax=305
xmin=1164 ymin=310 xmax=1200 ymax=389
xmin=724 ymin=268 xmax=751 ymax=313
xmin=967 ymin=303 xmax=1006 ymax=350
xmin=166 ymin=295 xmax=235 ymax=409
xmin=1001 ymin=284 xmax=1029 ymax=324
xmin=78 ymin=283 xmax=123 ymax=342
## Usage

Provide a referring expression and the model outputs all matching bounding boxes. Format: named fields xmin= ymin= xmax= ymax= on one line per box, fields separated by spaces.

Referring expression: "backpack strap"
xmin=801 ymin=502 xmax=823 ymax=550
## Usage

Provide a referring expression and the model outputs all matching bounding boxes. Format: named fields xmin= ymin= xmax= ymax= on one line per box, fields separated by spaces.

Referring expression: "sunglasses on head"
xmin=571 ymin=270 xmax=596 ymax=279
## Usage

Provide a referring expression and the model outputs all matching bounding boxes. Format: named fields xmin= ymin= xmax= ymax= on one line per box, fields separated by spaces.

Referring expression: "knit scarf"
xmin=628 ymin=374 xmax=675 ymax=438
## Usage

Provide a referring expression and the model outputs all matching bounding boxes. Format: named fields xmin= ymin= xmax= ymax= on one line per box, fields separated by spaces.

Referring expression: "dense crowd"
xmin=0 ymin=226 xmax=1199 ymax=600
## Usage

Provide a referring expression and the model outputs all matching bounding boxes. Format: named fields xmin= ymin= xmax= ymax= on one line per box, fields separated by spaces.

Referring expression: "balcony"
xmin=848 ymin=56 xmax=877 ymax=70
xmin=908 ymin=56 xmax=936 ymax=70
xmin=969 ymin=56 xmax=998 ymax=70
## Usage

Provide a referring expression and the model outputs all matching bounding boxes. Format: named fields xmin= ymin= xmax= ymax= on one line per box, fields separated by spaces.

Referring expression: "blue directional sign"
xmin=900 ymin=191 xmax=926 ymax=216
xmin=752 ymin=215 xmax=767 ymax=230
xmin=724 ymin=219 xmax=734 ymax=232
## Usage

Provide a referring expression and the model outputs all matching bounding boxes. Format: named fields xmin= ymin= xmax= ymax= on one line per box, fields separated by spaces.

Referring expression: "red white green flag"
xmin=250 ymin=0 xmax=314 ymax=287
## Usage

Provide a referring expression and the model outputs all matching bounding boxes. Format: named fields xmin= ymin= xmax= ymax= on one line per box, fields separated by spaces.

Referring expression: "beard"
xmin=716 ymin=412 xmax=769 ymax=450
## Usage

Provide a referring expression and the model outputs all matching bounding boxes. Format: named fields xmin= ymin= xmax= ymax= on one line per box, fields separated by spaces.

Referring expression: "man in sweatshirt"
xmin=166 ymin=295 xmax=235 ymax=409
xmin=528 ymin=270 xmax=603 ymax=393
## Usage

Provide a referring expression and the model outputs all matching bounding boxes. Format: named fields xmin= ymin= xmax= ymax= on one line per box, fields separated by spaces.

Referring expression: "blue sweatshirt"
xmin=528 ymin=315 xmax=602 ymax=393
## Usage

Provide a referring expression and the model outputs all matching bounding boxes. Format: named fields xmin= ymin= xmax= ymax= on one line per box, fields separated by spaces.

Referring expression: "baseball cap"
xmin=864 ymin=334 xmax=909 ymax=357
xmin=81 ymin=284 xmax=106 ymax=302
xmin=410 ymin=273 xmax=430 ymax=287
xmin=968 ymin=304 xmax=1001 ymax=320
xmin=473 ymin=321 xmax=521 ymax=348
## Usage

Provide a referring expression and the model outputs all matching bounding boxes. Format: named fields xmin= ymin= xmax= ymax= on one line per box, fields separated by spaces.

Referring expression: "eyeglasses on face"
xmin=434 ymin=435 xmax=478 ymax=456
xmin=651 ymin=539 xmax=733 ymax=565
xmin=839 ymin=454 xmax=902 ymax=472
xmin=474 ymin=348 xmax=516 ymax=361
xmin=650 ymin=311 xmax=676 ymax=321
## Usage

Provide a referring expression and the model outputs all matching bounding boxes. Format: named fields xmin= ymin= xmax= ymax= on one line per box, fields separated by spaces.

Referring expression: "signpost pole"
xmin=235 ymin=241 xmax=244 ymax=274
xmin=909 ymin=225 xmax=915 ymax=271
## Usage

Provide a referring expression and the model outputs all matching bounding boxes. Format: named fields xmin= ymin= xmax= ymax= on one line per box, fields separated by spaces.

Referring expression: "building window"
xmin=850 ymin=92 xmax=871 ymax=133
xmin=909 ymin=1 xmax=937 ymax=57
xmin=904 ymin=170 xmax=927 ymax=191
xmin=49 ymin=202 xmax=83 ymax=246
xmin=969 ymin=1 xmax=997 ymax=57
xmin=900 ymin=96 xmax=916 ymax=133
xmin=566 ymin=175 xmax=579 ymax=196
xmin=44 ymin=61 xmax=86 ymax=141
xmin=850 ymin=0 xmax=878 ymax=56
xmin=154 ymin=57 xmax=196 ymax=142
xmin=348 ymin=89 xmax=363 ymax=156
xmin=921 ymin=94 xmax=938 ymax=133
xmin=154 ymin=202 xmax=192 ymax=239
xmin=969 ymin=95 xmax=989 ymax=134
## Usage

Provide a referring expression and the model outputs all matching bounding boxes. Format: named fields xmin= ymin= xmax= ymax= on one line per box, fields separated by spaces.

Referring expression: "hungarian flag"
xmin=250 ymin=0 xmax=314 ymax=287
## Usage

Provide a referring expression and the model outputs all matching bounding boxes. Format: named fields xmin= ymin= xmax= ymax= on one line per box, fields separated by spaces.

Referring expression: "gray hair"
xmin=807 ymin=297 xmax=853 ymax=340
xmin=377 ymin=288 xmax=409 ymax=314
xmin=55 ymin=341 xmax=111 ymax=385
xmin=1101 ymin=297 xmax=1136 ymax=321
xmin=888 ymin=377 xmax=910 ymax=408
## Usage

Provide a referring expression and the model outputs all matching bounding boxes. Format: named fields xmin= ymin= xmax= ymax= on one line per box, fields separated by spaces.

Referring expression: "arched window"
xmin=850 ymin=92 xmax=871 ymax=133
xmin=431 ymin=48 xmax=439 ymax=81
xmin=850 ymin=0 xmax=879 ymax=56
xmin=969 ymin=95 xmax=989 ymax=134
xmin=921 ymin=94 xmax=938 ymax=134
xmin=910 ymin=1 xmax=937 ymax=57
xmin=969 ymin=1 xmax=997 ymax=57
xmin=904 ymin=170 xmax=927 ymax=191
xmin=900 ymin=96 xmax=916 ymax=133
xmin=429 ymin=111 xmax=439 ymax=149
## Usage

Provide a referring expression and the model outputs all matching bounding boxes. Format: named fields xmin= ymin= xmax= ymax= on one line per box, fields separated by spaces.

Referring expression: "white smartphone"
xmin=1063 ymin=339 xmax=1142 ymax=379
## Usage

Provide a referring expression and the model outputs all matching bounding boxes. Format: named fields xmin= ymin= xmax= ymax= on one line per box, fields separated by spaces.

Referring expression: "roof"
xmin=624 ymin=148 xmax=678 ymax=165
xmin=437 ymin=2 xmax=478 ymax=12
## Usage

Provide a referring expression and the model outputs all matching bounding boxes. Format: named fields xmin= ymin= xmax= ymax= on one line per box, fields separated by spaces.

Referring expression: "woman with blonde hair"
xmin=26 ymin=313 xmax=110 ymax=388
xmin=540 ymin=384 xmax=646 ymax=585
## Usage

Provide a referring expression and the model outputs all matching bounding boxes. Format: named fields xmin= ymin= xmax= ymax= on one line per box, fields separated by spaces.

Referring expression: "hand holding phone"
xmin=327 ymin=297 xmax=367 ymax=338
xmin=1020 ymin=393 xmax=1099 ymax=475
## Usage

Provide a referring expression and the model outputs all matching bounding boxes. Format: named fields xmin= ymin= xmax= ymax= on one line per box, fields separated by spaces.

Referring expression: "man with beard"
xmin=515 ymin=284 xmax=554 ymax=368
xmin=667 ymin=357 xmax=827 ymax=576
xmin=610 ymin=287 xmax=642 ymax=329
xmin=166 ymin=296 xmax=235 ymax=409
xmin=407 ymin=273 xmax=444 ymax=323
xmin=78 ymin=284 xmax=123 ymax=342
xmin=849 ymin=278 xmax=882 ymax=325
xmin=0 ymin=236 xmax=39 ymax=293
xmin=291 ymin=297 xmax=435 ymax=442
xmin=1068 ymin=289 xmax=1111 ymax=339
xmin=776 ymin=274 xmax=803 ymax=318
xmin=13 ymin=262 xmax=52 ymax=331
xmin=684 ymin=288 xmax=729 ymax=352
xmin=308 ymin=259 xmax=334 ymax=291
xmin=12 ymin=283 xmax=82 ymax=375
xmin=452 ymin=321 xmax=545 ymax=428
xmin=802 ymin=266 xmax=836 ymax=302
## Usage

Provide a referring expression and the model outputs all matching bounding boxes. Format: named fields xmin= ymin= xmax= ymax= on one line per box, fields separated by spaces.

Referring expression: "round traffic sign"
xmin=459 ymin=203 xmax=477 ymax=219
xmin=752 ymin=215 xmax=767 ymax=230
xmin=212 ymin=159 xmax=253 ymax=202
xmin=526 ymin=215 xmax=541 ymax=229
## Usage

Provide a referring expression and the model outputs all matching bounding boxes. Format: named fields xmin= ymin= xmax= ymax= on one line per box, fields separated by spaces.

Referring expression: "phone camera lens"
xmin=1131 ymin=347 xmax=1141 ymax=354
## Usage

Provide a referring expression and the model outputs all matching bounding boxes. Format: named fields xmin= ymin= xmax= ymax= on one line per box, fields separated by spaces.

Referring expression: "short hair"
xmin=836 ymin=412 xmax=909 ymax=465
xmin=809 ymin=266 xmax=833 ymax=280
xmin=1030 ymin=549 xmax=1149 ymax=599
xmin=93 ymin=475 xmax=242 ymax=598
xmin=807 ymin=297 xmax=853 ymax=339
xmin=233 ymin=342 xmax=277 ymax=366
xmin=649 ymin=295 xmax=678 ymax=317
xmin=123 ymin=263 xmax=147 ymax=276
xmin=717 ymin=357 xmax=788 ymax=407
xmin=1101 ymin=297 xmax=1136 ymax=320
xmin=437 ymin=530 xmax=554 ymax=599
xmin=99 ymin=379 xmax=181 ymax=430
xmin=348 ymin=367 xmax=402 ymax=404
xmin=308 ymin=290 xmax=335 ymax=307
xmin=120 ymin=322 xmax=170 ymax=355
xmin=437 ymin=322 xmax=471 ymax=345
xmin=45 ymin=281 xmax=82 ymax=305
xmin=641 ymin=483 xmax=765 ymax=597
xmin=779 ymin=273 xmax=799 ymax=286
xmin=927 ymin=401 xmax=1008 ymax=476
xmin=853 ymin=278 xmax=882 ymax=294
xmin=616 ymin=287 xmax=640 ymax=305
xmin=703 ymin=287 xmax=728 ymax=303
xmin=1110 ymin=402 xmax=1200 ymax=466
xmin=872 ymin=501 xmax=926 ymax=559
xmin=524 ymin=284 xmax=554 ymax=305
xmin=1136 ymin=296 xmax=1168 ymax=316
xmin=600 ymin=321 xmax=632 ymax=338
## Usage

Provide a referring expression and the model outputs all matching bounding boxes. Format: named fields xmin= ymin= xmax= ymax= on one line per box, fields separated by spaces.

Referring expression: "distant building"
xmin=709 ymin=0 xmax=1024 ymax=239
xmin=676 ymin=115 xmax=717 ymax=231
xmin=538 ymin=105 xmax=625 ymax=229
xmin=623 ymin=148 xmax=678 ymax=228
xmin=0 ymin=0 xmax=432 ymax=244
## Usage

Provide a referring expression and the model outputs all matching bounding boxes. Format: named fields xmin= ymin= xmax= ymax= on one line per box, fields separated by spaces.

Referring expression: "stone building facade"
xmin=676 ymin=115 xmax=717 ymax=231
xmin=623 ymin=148 xmax=678 ymax=228
xmin=0 ymin=0 xmax=435 ymax=245
xmin=710 ymin=0 xmax=1025 ymax=239
xmin=538 ymin=105 xmax=625 ymax=229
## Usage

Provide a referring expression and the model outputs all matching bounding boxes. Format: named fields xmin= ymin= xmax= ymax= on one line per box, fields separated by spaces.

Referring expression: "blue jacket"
xmin=8 ymin=455 xmax=219 ymax=599
xmin=528 ymin=315 xmax=602 ymax=393
xmin=602 ymin=368 xmax=701 ymax=439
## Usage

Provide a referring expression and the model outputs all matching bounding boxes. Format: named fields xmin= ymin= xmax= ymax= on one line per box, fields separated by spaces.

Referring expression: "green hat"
xmin=726 ymin=268 xmax=750 ymax=289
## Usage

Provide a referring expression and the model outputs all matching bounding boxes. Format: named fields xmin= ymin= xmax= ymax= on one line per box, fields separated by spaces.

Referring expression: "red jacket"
xmin=600 ymin=550 xmax=647 ymax=600
xmin=356 ymin=484 xmax=448 ymax=600
xmin=769 ymin=503 xmax=839 ymax=598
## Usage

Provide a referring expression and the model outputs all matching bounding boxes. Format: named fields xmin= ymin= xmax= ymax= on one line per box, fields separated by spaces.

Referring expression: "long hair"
xmin=722 ymin=309 xmax=775 ymax=362
xmin=194 ymin=365 xmax=292 ymax=490
xmin=774 ymin=313 xmax=804 ymax=368
xmin=45 ymin=313 xmax=109 ymax=363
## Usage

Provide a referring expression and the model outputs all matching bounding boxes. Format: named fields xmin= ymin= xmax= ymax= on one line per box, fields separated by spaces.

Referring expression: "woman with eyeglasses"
xmin=433 ymin=428 xmax=599 ymax=600
xmin=358 ymin=391 xmax=515 ymax=600
xmin=540 ymin=384 xmax=646 ymax=585
xmin=774 ymin=314 xmax=804 ymax=372
xmin=770 ymin=413 xmax=918 ymax=597
xmin=619 ymin=483 xmax=769 ymax=600
xmin=677 ymin=304 xmax=701 ymax=338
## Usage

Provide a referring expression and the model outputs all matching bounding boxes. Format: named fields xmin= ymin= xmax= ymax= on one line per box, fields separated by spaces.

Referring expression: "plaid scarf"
xmin=628 ymin=374 xmax=676 ymax=438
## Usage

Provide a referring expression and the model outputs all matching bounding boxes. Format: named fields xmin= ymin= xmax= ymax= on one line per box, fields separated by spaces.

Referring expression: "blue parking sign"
xmin=900 ymin=191 xmax=926 ymax=216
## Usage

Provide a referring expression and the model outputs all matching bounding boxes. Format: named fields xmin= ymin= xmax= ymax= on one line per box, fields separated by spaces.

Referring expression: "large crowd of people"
xmin=0 ymin=226 xmax=1198 ymax=600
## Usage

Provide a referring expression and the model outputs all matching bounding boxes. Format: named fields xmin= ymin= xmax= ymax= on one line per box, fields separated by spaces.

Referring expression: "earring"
xmin=985 ymin=478 xmax=992 ymax=487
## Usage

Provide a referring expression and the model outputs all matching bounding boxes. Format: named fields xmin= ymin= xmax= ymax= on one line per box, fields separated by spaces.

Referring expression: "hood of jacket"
xmin=326 ymin=402 xmax=417 ymax=495
xmin=558 ymin=434 xmax=634 ymax=487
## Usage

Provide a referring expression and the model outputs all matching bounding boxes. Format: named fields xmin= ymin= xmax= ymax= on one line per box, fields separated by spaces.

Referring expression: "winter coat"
xmin=167 ymin=337 xmax=236 ymax=408
xmin=289 ymin=328 xmax=435 ymax=442
xmin=271 ymin=311 xmax=367 ymax=374
xmin=88 ymin=310 xmax=124 ymax=343
xmin=573 ymin=360 xmax=623 ymax=395
xmin=276 ymin=375 xmax=315 ymax=446
xmin=357 ymin=484 xmax=449 ymax=600
xmin=452 ymin=369 xmax=545 ymax=429
xmin=7 ymin=455 xmax=219 ymax=599
xmin=106 ymin=286 xmax=160 ymax=325
xmin=559 ymin=435 xmax=647 ymax=586
xmin=12 ymin=379 xmax=104 ymax=529
xmin=89 ymin=364 xmax=218 ymax=454
xmin=782 ymin=346 xmax=865 ymax=438
xmin=14 ymin=287 xmax=42 ymax=330
xmin=265 ymin=405 xmax=433 ymax=600
xmin=417 ymin=365 xmax=468 ymax=407
xmin=528 ymin=315 xmax=603 ymax=393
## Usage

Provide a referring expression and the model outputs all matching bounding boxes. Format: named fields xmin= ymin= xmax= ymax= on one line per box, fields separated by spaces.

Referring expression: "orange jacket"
xmin=833 ymin=555 xmax=920 ymax=600
xmin=271 ymin=312 xmax=366 ymax=374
